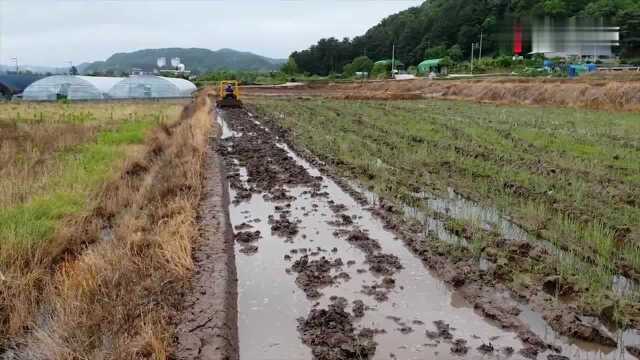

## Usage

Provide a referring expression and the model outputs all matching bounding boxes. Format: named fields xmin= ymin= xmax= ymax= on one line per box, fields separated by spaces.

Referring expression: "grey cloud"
xmin=0 ymin=0 xmax=421 ymax=66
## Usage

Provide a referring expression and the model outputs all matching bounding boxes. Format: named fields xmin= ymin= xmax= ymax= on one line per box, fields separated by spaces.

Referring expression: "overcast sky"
xmin=0 ymin=1 xmax=422 ymax=67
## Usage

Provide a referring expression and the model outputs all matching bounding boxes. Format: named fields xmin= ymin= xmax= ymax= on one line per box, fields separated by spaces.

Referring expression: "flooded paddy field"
xmin=217 ymin=106 xmax=640 ymax=359
xmin=248 ymin=97 xmax=640 ymax=329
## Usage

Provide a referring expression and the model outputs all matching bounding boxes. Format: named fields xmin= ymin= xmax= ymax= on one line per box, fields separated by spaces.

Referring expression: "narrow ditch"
xmin=217 ymin=108 xmax=639 ymax=360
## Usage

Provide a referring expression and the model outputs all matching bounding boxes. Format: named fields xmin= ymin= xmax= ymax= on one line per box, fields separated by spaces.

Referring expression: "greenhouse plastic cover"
xmin=23 ymin=76 xmax=124 ymax=100
xmin=23 ymin=75 xmax=196 ymax=101
xmin=108 ymin=76 xmax=196 ymax=99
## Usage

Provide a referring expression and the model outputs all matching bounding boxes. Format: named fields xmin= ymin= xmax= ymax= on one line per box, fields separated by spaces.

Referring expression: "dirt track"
xmin=177 ymin=109 xmax=239 ymax=360
xmin=244 ymin=77 xmax=640 ymax=111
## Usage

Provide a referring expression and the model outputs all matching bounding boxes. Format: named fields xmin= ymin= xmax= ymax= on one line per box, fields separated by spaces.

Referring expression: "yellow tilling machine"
xmin=216 ymin=80 xmax=243 ymax=108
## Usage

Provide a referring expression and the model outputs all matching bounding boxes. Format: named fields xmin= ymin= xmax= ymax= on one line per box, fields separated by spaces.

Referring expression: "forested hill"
xmin=291 ymin=0 xmax=640 ymax=75
xmin=82 ymin=48 xmax=285 ymax=75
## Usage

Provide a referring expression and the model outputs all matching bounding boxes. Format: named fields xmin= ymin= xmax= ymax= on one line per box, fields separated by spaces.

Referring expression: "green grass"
xmin=0 ymin=102 xmax=183 ymax=267
xmin=253 ymin=97 xmax=640 ymax=320
xmin=0 ymin=120 xmax=159 ymax=262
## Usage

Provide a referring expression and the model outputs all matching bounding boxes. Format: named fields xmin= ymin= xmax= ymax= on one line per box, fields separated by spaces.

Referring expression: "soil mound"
xmin=297 ymin=299 xmax=377 ymax=359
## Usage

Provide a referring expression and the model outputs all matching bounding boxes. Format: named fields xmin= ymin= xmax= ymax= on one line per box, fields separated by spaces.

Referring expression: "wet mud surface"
xmin=218 ymin=108 xmax=640 ymax=359
xmin=177 ymin=116 xmax=238 ymax=360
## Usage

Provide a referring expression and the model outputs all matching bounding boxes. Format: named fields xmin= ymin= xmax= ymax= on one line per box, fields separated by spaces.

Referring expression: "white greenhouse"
xmin=22 ymin=75 xmax=197 ymax=101
xmin=22 ymin=76 xmax=124 ymax=101
xmin=108 ymin=76 xmax=196 ymax=99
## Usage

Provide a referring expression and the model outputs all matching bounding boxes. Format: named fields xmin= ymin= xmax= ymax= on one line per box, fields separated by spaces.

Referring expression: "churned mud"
xmin=218 ymin=107 xmax=640 ymax=359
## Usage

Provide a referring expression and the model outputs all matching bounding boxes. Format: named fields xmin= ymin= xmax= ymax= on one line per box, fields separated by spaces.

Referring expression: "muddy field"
xmin=215 ymin=106 xmax=640 ymax=359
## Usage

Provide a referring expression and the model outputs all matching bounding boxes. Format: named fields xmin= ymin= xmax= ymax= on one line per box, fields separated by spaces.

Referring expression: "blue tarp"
xmin=0 ymin=74 xmax=44 ymax=95
xmin=568 ymin=64 xmax=597 ymax=78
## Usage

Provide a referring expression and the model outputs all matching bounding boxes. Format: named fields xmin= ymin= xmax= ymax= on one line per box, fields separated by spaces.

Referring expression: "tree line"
xmin=290 ymin=0 xmax=640 ymax=76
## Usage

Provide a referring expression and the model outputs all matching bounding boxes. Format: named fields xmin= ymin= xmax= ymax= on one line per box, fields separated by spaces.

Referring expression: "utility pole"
xmin=479 ymin=32 xmax=483 ymax=59
xmin=10 ymin=57 xmax=18 ymax=73
xmin=470 ymin=43 xmax=475 ymax=74
xmin=391 ymin=42 xmax=396 ymax=76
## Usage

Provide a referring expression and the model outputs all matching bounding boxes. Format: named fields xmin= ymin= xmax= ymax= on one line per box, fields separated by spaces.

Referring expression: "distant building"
xmin=156 ymin=57 xmax=191 ymax=77
xmin=530 ymin=17 xmax=619 ymax=60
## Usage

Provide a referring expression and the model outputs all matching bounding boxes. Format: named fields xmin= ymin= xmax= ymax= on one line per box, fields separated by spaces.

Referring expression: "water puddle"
xmin=517 ymin=301 xmax=640 ymax=359
xmin=217 ymin=111 xmax=640 ymax=360
xmin=354 ymin=176 xmax=639 ymax=299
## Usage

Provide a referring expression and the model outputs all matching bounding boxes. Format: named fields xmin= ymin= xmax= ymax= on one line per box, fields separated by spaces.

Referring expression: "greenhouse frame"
xmin=22 ymin=76 xmax=124 ymax=101
xmin=108 ymin=76 xmax=196 ymax=99
xmin=22 ymin=75 xmax=197 ymax=101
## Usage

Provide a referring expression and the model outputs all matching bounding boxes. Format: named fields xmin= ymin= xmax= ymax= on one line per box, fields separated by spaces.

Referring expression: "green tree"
xmin=370 ymin=62 xmax=390 ymax=77
xmin=281 ymin=57 xmax=299 ymax=75
xmin=424 ymin=45 xmax=448 ymax=59
xmin=448 ymin=45 xmax=464 ymax=62
xmin=543 ymin=0 xmax=569 ymax=16
xmin=343 ymin=56 xmax=374 ymax=76
xmin=289 ymin=0 xmax=640 ymax=75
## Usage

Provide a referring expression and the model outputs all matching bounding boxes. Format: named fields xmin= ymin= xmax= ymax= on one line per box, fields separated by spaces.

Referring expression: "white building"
xmin=531 ymin=17 xmax=619 ymax=60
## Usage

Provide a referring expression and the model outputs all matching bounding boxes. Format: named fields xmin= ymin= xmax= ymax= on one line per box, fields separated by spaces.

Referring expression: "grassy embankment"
xmin=1 ymin=102 xmax=180 ymax=265
xmin=253 ymin=98 xmax=640 ymax=324
xmin=0 ymin=97 xmax=213 ymax=357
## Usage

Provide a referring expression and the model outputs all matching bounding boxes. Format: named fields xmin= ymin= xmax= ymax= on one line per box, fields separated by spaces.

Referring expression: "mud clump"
xmin=329 ymin=202 xmax=348 ymax=213
xmin=545 ymin=310 xmax=617 ymax=347
xmin=386 ymin=315 xmax=414 ymax=334
xmin=451 ymin=339 xmax=469 ymax=355
xmin=362 ymin=283 xmax=390 ymax=302
xmin=477 ymin=343 xmax=495 ymax=354
xmin=269 ymin=213 xmax=299 ymax=238
xmin=365 ymin=253 xmax=403 ymax=275
xmin=239 ymin=245 xmax=258 ymax=255
xmin=235 ymin=230 xmax=261 ymax=255
xmin=290 ymin=255 xmax=344 ymax=299
xmin=542 ymin=275 xmax=576 ymax=297
xmin=425 ymin=320 xmax=454 ymax=340
xmin=547 ymin=354 xmax=570 ymax=360
xmin=352 ymin=300 xmax=366 ymax=318
xmin=517 ymin=329 xmax=546 ymax=349
xmin=345 ymin=230 xmax=381 ymax=254
xmin=474 ymin=298 xmax=522 ymax=329
xmin=234 ymin=222 xmax=253 ymax=231
xmin=519 ymin=346 xmax=539 ymax=359
xmin=381 ymin=277 xmax=395 ymax=288
xmin=264 ymin=186 xmax=295 ymax=202
xmin=234 ymin=230 xmax=261 ymax=244
xmin=627 ymin=345 xmax=640 ymax=359
xmin=298 ymin=299 xmax=377 ymax=359
xmin=328 ymin=213 xmax=354 ymax=227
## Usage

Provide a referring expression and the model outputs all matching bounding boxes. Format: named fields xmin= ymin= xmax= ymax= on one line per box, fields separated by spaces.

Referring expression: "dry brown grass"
xmin=247 ymin=78 xmax=640 ymax=111
xmin=0 ymin=102 xmax=183 ymax=210
xmin=1 ymin=91 xmax=215 ymax=358
xmin=331 ymin=78 xmax=640 ymax=111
